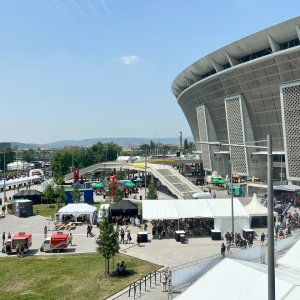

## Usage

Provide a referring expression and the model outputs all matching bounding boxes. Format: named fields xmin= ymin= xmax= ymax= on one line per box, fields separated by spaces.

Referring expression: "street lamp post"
xmin=144 ymin=151 xmax=147 ymax=200
xmin=230 ymin=163 xmax=234 ymax=239
xmin=0 ymin=152 xmax=6 ymax=211
xmin=198 ymin=134 xmax=275 ymax=300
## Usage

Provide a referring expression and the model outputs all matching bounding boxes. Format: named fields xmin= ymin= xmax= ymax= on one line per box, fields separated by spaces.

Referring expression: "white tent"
xmin=278 ymin=238 xmax=300 ymax=272
xmin=244 ymin=193 xmax=269 ymax=216
xmin=58 ymin=203 xmax=96 ymax=224
xmin=176 ymin=259 xmax=300 ymax=300
xmin=142 ymin=199 xmax=250 ymax=235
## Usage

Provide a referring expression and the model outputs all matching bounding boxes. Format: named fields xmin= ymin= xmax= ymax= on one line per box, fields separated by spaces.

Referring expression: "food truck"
xmin=41 ymin=232 xmax=70 ymax=252
xmin=5 ymin=232 xmax=32 ymax=254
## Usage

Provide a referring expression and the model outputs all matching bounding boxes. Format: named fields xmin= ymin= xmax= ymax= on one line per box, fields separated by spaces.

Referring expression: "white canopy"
xmin=244 ymin=193 xmax=268 ymax=216
xmin=177 ymin=259 xmax=300 ymax=300
xmin=278 ymin=239 xmax=300 ymax=272
xmin=58 ymin=203 xmax=96 ymax=224
xmin=142 ymin=199 xmax=250 ymax=235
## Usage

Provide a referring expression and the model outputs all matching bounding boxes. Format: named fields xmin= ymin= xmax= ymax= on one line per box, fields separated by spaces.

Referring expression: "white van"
xmin=97 ymin=204 xmax=110 ymax=225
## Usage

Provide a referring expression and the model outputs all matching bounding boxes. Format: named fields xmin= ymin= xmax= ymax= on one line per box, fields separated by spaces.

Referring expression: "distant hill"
xmin=11 ymin=137 xmax=194 ymax=149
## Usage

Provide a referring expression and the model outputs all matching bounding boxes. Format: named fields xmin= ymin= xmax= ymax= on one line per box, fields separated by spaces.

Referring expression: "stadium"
xmin=172 ymin=16 xmax=300 ymax=185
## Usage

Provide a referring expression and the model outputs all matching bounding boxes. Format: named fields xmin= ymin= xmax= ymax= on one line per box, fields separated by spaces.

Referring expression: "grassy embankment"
xmin=0 ymin=253 xmax=159 ymax=300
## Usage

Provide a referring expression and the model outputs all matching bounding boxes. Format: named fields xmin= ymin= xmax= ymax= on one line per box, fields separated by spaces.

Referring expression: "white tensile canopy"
xmin=142 ymin=199 xmax=250 ymax=235
xmin=176 ymin=259 xmax=300 ymax=300
xmin=58 ymin=203 xmax=96 ymax=224
xmin=278 ymin=238 xmax=300 ymax=272
xmin=244 ymin=193 xmax=269 ymax=216
xmin=244 ymin=193 xmax=278 ymax=218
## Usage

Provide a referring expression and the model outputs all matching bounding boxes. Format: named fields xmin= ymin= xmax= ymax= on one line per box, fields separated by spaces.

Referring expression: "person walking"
xmin=161 ymin=271 xmax=168 ymax=292
xmin=2 ymin=232 xmax=5 ymax=246
xmin=221 ymin=242 xmax=226 ymax=257
xmin=68 ymin=233 xmax=73 ymax=246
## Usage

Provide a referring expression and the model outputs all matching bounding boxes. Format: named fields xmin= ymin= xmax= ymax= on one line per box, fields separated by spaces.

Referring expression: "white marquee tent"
xmin=57 ymin=203 xmax=96 ymax=224
xmin=176 ymin=259 xmax=300 ymax=300
xmin=142 ymin=199 xmax=250 ymax=235
xmin=278 ymin=238 xmax=300 ymax=272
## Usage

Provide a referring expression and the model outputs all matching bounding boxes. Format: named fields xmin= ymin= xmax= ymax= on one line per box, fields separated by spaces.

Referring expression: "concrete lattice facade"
xmin=172 ymin=17 xmax=300 ymax=183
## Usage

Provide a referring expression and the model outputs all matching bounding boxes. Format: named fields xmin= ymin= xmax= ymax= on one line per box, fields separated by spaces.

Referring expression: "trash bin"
xmin=140 ymin=195 xmax=142 ymax=200
xmin=103 ymin=195 xmax=106 ymax=200
xmin=180 ymin=234 xmax=185 ymax=244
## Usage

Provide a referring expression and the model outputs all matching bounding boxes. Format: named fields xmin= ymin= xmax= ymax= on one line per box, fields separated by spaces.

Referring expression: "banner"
xmin=73 ymin=168 xmax=79 ymax=183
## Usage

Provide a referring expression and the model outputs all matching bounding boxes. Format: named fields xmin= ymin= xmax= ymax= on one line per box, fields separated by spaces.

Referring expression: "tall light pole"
xmin=230 ymin=163 xmax=234 ymax=239
xmin=1 ymin=152 xmax=6 ymax=210
xmin=199 ymin=134 xmax=275 ymax=299
xmin=267 ymin=134 xmax=275 ymax=300
xmin=144 ymin=151 xmax=147 ymax=200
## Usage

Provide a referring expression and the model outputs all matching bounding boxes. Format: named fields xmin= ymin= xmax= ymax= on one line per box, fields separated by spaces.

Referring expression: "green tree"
xmin=96 ymin=212 xmax=119 ymax=274
xmin=115 ymin=189 xmax=124 ymax=203
xmin=0 ymin=149 xmax=16 ymax=170
xmin=116 ymin=168 xmax=126 ymax=181
xmin=55 ymin=185 xmax=67 ymax=207
xmin=183 ymin=138 xmax=189 ymax=151
xmin=43 ymin=184 xmax=55 ymax=205
xmin=22 ymin=149 xmax=35 ymax=162
xmin=147 ymin=181 xmax=158 ymax=199
xmin=139 ymin=144 xmax=150 ymax=152
xmin=71 ymin=185 xmax=82 ymax=203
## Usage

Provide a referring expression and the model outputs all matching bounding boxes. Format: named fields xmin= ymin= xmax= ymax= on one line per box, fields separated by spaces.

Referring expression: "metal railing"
xmin=110 ymin=268 xmax=168 ymax=299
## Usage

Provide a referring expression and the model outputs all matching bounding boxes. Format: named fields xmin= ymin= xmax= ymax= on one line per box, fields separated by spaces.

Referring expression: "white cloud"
xmin=120 ymin=55 xmax=140 ymax=65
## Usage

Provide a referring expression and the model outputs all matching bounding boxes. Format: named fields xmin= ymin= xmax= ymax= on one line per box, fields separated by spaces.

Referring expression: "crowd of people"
xmin=112 ymin=215 xmax=141 ymax=227
xmin=150 ymin=218 xmax=214 ymax=239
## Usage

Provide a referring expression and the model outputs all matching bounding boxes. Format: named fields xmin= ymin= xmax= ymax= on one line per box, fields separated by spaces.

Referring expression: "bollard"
xmin=155 ymin=270 xmax=157 ymax=283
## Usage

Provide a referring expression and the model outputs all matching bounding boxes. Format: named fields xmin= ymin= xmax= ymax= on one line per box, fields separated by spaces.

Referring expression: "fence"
xmin=110 ymin=268 xmax=168 ymax=299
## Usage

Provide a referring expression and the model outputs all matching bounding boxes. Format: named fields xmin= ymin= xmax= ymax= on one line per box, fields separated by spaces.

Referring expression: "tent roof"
xmin=13 ymin=189 xmax=42 ymax=197
xmin=274 ymin=185 xmax=300 ymax=192
xmin=142 ymin=199 xmax=248 ymax=220
xmin=111 ymin=200 xmax=138 ymax=211
xmin=244 ymin=193 xmax=268 ymax=216
xmin=278 ymin=239 xmax=300 ymax=272
xmin=58 ymin=203 xmax=96 ymax=215
xmin=177 ymin=259 xmax=300 ymax=300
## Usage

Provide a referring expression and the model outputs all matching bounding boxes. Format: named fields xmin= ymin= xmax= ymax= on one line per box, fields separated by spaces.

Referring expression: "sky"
xmin=0 ymin=0 xmax=299 ymax=144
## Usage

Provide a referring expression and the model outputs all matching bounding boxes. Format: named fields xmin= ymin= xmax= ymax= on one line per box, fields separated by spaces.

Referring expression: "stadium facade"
xmin=172 ymin=17 xmax=300 ymax=184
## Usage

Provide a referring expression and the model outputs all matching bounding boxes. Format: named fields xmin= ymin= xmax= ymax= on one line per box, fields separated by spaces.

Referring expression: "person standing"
xmin=221 ymin=242 xmax=226 ymax=257
xmin=120 ymin=228 xmax=125 ymax=244
xmin=44 ymin=226 xmax=47 ymax=238
xmin=161 ymin=271 xmax=168 ymax=292
xmin=127 ymin=231 xmax=132 ymax=244
xmin=261 ymin=232 xmax=265 ymax=243
xmin=2 ymin=232 xmax=5 ymax=246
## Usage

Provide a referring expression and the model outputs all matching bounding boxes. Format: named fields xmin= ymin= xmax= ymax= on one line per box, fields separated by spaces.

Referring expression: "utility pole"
xmin=144 ymin=151 xmax=147 ymax=200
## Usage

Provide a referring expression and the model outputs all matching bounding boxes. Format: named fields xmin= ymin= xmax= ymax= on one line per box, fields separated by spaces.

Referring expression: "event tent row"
xmin=142 ymin=199 xmax=250 ymax=235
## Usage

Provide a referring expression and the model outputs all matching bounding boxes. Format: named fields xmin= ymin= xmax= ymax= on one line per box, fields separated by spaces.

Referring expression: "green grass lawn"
xmin=0 ymin=253 xmax=160 ymax=300
xmin=34 ymin=204 xmax=57 ymax=219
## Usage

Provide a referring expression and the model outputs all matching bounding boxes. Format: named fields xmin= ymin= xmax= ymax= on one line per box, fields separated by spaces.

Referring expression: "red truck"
xmin=40 ymin=232 xmax=70 ymax=252
xmin=5 ymin=232 xmax=32 ymax=255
